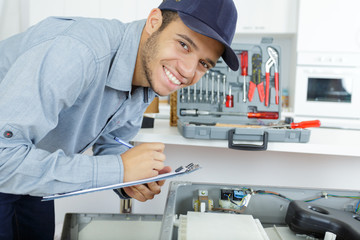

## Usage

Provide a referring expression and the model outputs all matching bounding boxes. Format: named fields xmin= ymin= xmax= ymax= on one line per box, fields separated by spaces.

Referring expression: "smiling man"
xmin=0 ymin=0 xmax=238 ymax=239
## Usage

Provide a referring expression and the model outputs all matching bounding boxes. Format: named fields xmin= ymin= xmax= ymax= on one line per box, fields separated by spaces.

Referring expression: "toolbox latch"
xmin=228 ymin=129 xmax=268 ymax=151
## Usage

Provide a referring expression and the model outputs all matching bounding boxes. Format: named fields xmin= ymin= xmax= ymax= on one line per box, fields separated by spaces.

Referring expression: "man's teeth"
xmin=164 ymin=67 xmax=181 ymax=85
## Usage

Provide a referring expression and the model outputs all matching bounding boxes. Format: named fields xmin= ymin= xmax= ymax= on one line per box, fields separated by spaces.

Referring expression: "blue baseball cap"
xmin=158 ymin=0 xmax=239 ymax=71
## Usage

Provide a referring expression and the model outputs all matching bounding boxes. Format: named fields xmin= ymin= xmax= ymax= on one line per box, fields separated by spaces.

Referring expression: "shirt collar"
xmin=106 ymin=19 xmax=146 ymax=92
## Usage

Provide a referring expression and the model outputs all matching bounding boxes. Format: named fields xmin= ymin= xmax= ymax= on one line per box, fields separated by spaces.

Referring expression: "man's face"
xmin=141 ymin=18 xmax=225 ymax=96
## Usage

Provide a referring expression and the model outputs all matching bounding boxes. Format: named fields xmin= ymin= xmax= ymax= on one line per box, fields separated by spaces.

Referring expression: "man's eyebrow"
xmin=176 ymin=33 xmax=216 ymax=68
xmin=177 ymin=33 xmax=198 ymax=50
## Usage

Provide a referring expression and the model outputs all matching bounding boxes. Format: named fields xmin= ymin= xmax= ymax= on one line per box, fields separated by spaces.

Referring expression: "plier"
xmin=248 ymin=54 xmax=264 ymax=102
xmin=265 ymin=47 xmax=279 ymax=106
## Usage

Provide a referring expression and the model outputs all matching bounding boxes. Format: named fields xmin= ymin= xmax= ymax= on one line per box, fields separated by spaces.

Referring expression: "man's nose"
xmin=178 ymin=55 xmax=198 ymax=81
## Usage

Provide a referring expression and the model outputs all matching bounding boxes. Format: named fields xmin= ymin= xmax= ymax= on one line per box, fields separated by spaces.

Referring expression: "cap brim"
xmin=178 ymin=12 xmax=239 ymax=71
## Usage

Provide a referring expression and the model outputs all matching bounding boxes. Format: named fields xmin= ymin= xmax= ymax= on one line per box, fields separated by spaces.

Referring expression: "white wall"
xmin=0 ymin=0 xmax=27 ymax=40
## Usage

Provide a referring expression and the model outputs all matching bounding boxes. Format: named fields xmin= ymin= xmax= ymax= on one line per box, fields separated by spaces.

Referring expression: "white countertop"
xmin=133 ymin=118 xmax=360 ymax=157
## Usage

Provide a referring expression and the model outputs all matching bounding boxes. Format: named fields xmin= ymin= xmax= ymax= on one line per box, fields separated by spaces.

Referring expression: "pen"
xmin=114 ymin=137 xmax=134 ymax=149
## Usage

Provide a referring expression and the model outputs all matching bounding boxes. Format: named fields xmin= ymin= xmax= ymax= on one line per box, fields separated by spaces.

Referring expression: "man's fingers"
xmin=124 ymin=186 xmax=146 ymax=202
xmin=157 ymin=180 xmax=166 ymax=186
xmin=152 ymin=151 xmax=166 ymax=162
xmin=159 ymin=166 xmax=172 ymax=174
xmin=152 ymin=161 xmax=165 ymax=171
xmin=144 ymin=142 xmax=165 ymax=152
xmin=146 ymin=182 xmax=161 ymax=194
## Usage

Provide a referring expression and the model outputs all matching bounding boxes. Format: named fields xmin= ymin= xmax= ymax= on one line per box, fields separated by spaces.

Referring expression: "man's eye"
xmin=180 ymin=41 xmax=189 ymax=51
xmin=200 ymin=60 xmax=209 ymax=69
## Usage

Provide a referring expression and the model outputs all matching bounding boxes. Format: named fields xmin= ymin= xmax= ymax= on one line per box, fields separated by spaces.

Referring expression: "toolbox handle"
xmin=227 ymin=129 xmax=268 ymax=151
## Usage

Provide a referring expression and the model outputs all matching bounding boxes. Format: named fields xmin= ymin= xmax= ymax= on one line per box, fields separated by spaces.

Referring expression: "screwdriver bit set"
xmin=176 ymin=43 xmax=312 ymax=150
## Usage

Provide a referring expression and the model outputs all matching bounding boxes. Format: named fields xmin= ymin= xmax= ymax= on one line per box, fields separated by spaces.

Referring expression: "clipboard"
xmin=42 ymin=163 xmax=200 ymax=201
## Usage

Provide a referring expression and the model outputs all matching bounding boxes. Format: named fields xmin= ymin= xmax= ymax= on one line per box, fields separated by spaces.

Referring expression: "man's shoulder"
xmin=60 ymin=17 xmax=126 ymax=52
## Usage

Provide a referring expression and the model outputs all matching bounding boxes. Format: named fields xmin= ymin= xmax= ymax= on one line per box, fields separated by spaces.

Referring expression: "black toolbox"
xmin=177 ymin=42 xmax=312 ymax=150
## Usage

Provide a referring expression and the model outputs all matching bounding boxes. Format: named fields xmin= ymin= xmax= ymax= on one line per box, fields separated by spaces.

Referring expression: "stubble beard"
xmin=141 ymin=31 xmax=164 ymax=96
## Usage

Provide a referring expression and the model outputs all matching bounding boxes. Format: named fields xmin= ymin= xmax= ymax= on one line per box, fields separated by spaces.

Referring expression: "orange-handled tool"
xmin=289 ymin=120 xmax=321 ymax=129
xmin=268 ymin=120 xmax=321 ymax=129
xmin=247 ymin=112 xmax=279 ymax=119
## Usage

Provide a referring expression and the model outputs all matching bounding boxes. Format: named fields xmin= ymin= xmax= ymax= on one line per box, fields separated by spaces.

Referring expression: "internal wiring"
xmin=254 ymin=190 xmax=293 ymax=202
xmin=355 ymin=200 xmax=360 ymax=214
xmin=236 ymin=188 xmax=360 ymax=214
xmin=304 ymin=196 xmax=323 ymax=202
xmin=326 ymin=194 xmax=360 ymax=199
xmin=225 ymin=193 xmax=248 ymax=207
xmin=219 ymin=187 xmax=360 ymax=215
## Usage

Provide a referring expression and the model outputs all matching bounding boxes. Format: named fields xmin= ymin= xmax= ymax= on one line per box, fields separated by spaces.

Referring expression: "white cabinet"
xmin=28 ymin=0 xmax=64 ymax=26
xmin=28 ymin=0 xmax=162 ymax=26
xmin=63 ymin=0 xmax=100 ymax=18
xmin=234 ymin=0 xmax=298 ymax=34
xmin=100 ymin=0 xmax=161 ymax=22
xmin=297 ymin=0 xmax=360 ymax=53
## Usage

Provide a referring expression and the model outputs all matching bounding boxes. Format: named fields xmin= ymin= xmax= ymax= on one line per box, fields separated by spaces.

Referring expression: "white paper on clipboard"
xmin=42 ymin=163 xmax=200 ymax=201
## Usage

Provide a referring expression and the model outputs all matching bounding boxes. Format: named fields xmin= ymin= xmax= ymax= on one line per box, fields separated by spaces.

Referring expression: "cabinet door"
xmin=234 ymin=0 xmax=298 ymax=34
xmin=297 ymin=0 xmax=360 ymax=53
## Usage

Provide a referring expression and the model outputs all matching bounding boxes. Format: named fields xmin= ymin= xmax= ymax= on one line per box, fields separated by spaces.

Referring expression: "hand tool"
xmin=217 ymin=73 xmax=221 ymax=104
xmin=265 ymin=57 xmax=274 ymax=106
xmin=180 ymin=109 xmax=279 ymax=119
xmin=211 ymin=71 xmax=215 ymax=104
xmin=225 ymin=85 xmax=233 ymax=108
xmin=248 ymin=53 xmax=264 ymax=102
xmin=267 ymin=47 xmax=279 ymax=105
xmin=187 ymin=86 xmax=191 ymax=102
xmin=193 ymin=82 xmax=197 ymax=102
xmin=240 ymin=51 xmax=248 ymax=102
xmin=267 ymin=120 xmax=321 ymax=129
xmin=205 ymin=71 xmax=209 ymax=102
xmin=199 ymin=75 xmax=203 ymax=102
xmin=222 ymin=75 xmax=226 ymax=104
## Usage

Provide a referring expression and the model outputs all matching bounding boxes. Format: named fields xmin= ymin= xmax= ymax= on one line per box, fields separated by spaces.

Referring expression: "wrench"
xmin=265 ymin=57 xmax=274 ymax=106
xmin=267 ymin=47 xmax=279 ymax=105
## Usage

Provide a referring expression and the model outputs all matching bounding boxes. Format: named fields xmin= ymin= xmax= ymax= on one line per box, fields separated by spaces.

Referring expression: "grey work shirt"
xmin=0 ymin=17 xmax=155 ymax=196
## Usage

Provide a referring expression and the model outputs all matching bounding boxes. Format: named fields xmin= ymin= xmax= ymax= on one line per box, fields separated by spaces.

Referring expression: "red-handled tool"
xmin=225 ymin=85 xmax=233 ymax=108
xmin=289 ymin=120 xmax=321 ymax=129
xmin=240 ymin=51 xmax=248 ymax=103
xmin=247 ymin=112 xmax=279 ymax=119
xmin=265 ymin=57 xmax=274 ymax=106
xmin=248 ymin=53 xmax=264 ymax=102
xmin=267 ymin=47 xmax=279 ymax=105
xmin=268 ymin=120 xmax=321 ymax=129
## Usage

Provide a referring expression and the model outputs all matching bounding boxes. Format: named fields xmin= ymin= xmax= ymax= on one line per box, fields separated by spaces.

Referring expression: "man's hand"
xmin=121 ymin=142 xmax=166 ymax=182
xmin=121 ymin=143 xmax=172 ymax=201
xmin=123 ymin=166 xmax=172 ymax=201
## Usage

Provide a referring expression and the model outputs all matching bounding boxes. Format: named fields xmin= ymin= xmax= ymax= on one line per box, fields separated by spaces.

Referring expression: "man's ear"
xmin=144 ymin=8 xmax=163 ymax=35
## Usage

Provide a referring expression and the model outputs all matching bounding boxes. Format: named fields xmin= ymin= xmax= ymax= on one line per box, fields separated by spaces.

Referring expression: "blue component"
xmin=233 ymin=190 xmax=245 ymax=200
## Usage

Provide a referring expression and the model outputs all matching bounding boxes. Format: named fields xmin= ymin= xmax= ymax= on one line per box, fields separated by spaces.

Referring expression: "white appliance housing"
xmin=294 ymin=52 xmax=360 ymax=128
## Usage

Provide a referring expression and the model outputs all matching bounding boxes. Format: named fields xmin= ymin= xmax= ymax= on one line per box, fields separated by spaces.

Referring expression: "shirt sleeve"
xmin=0 ymin=36 xmax=121 ymax=196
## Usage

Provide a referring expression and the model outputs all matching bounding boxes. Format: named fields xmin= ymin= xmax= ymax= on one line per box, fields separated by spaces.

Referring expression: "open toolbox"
xmin=177 ymin=42 xmax=317 ymax=150
xmin=160 ymin=181 xmax=360 ymax=240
